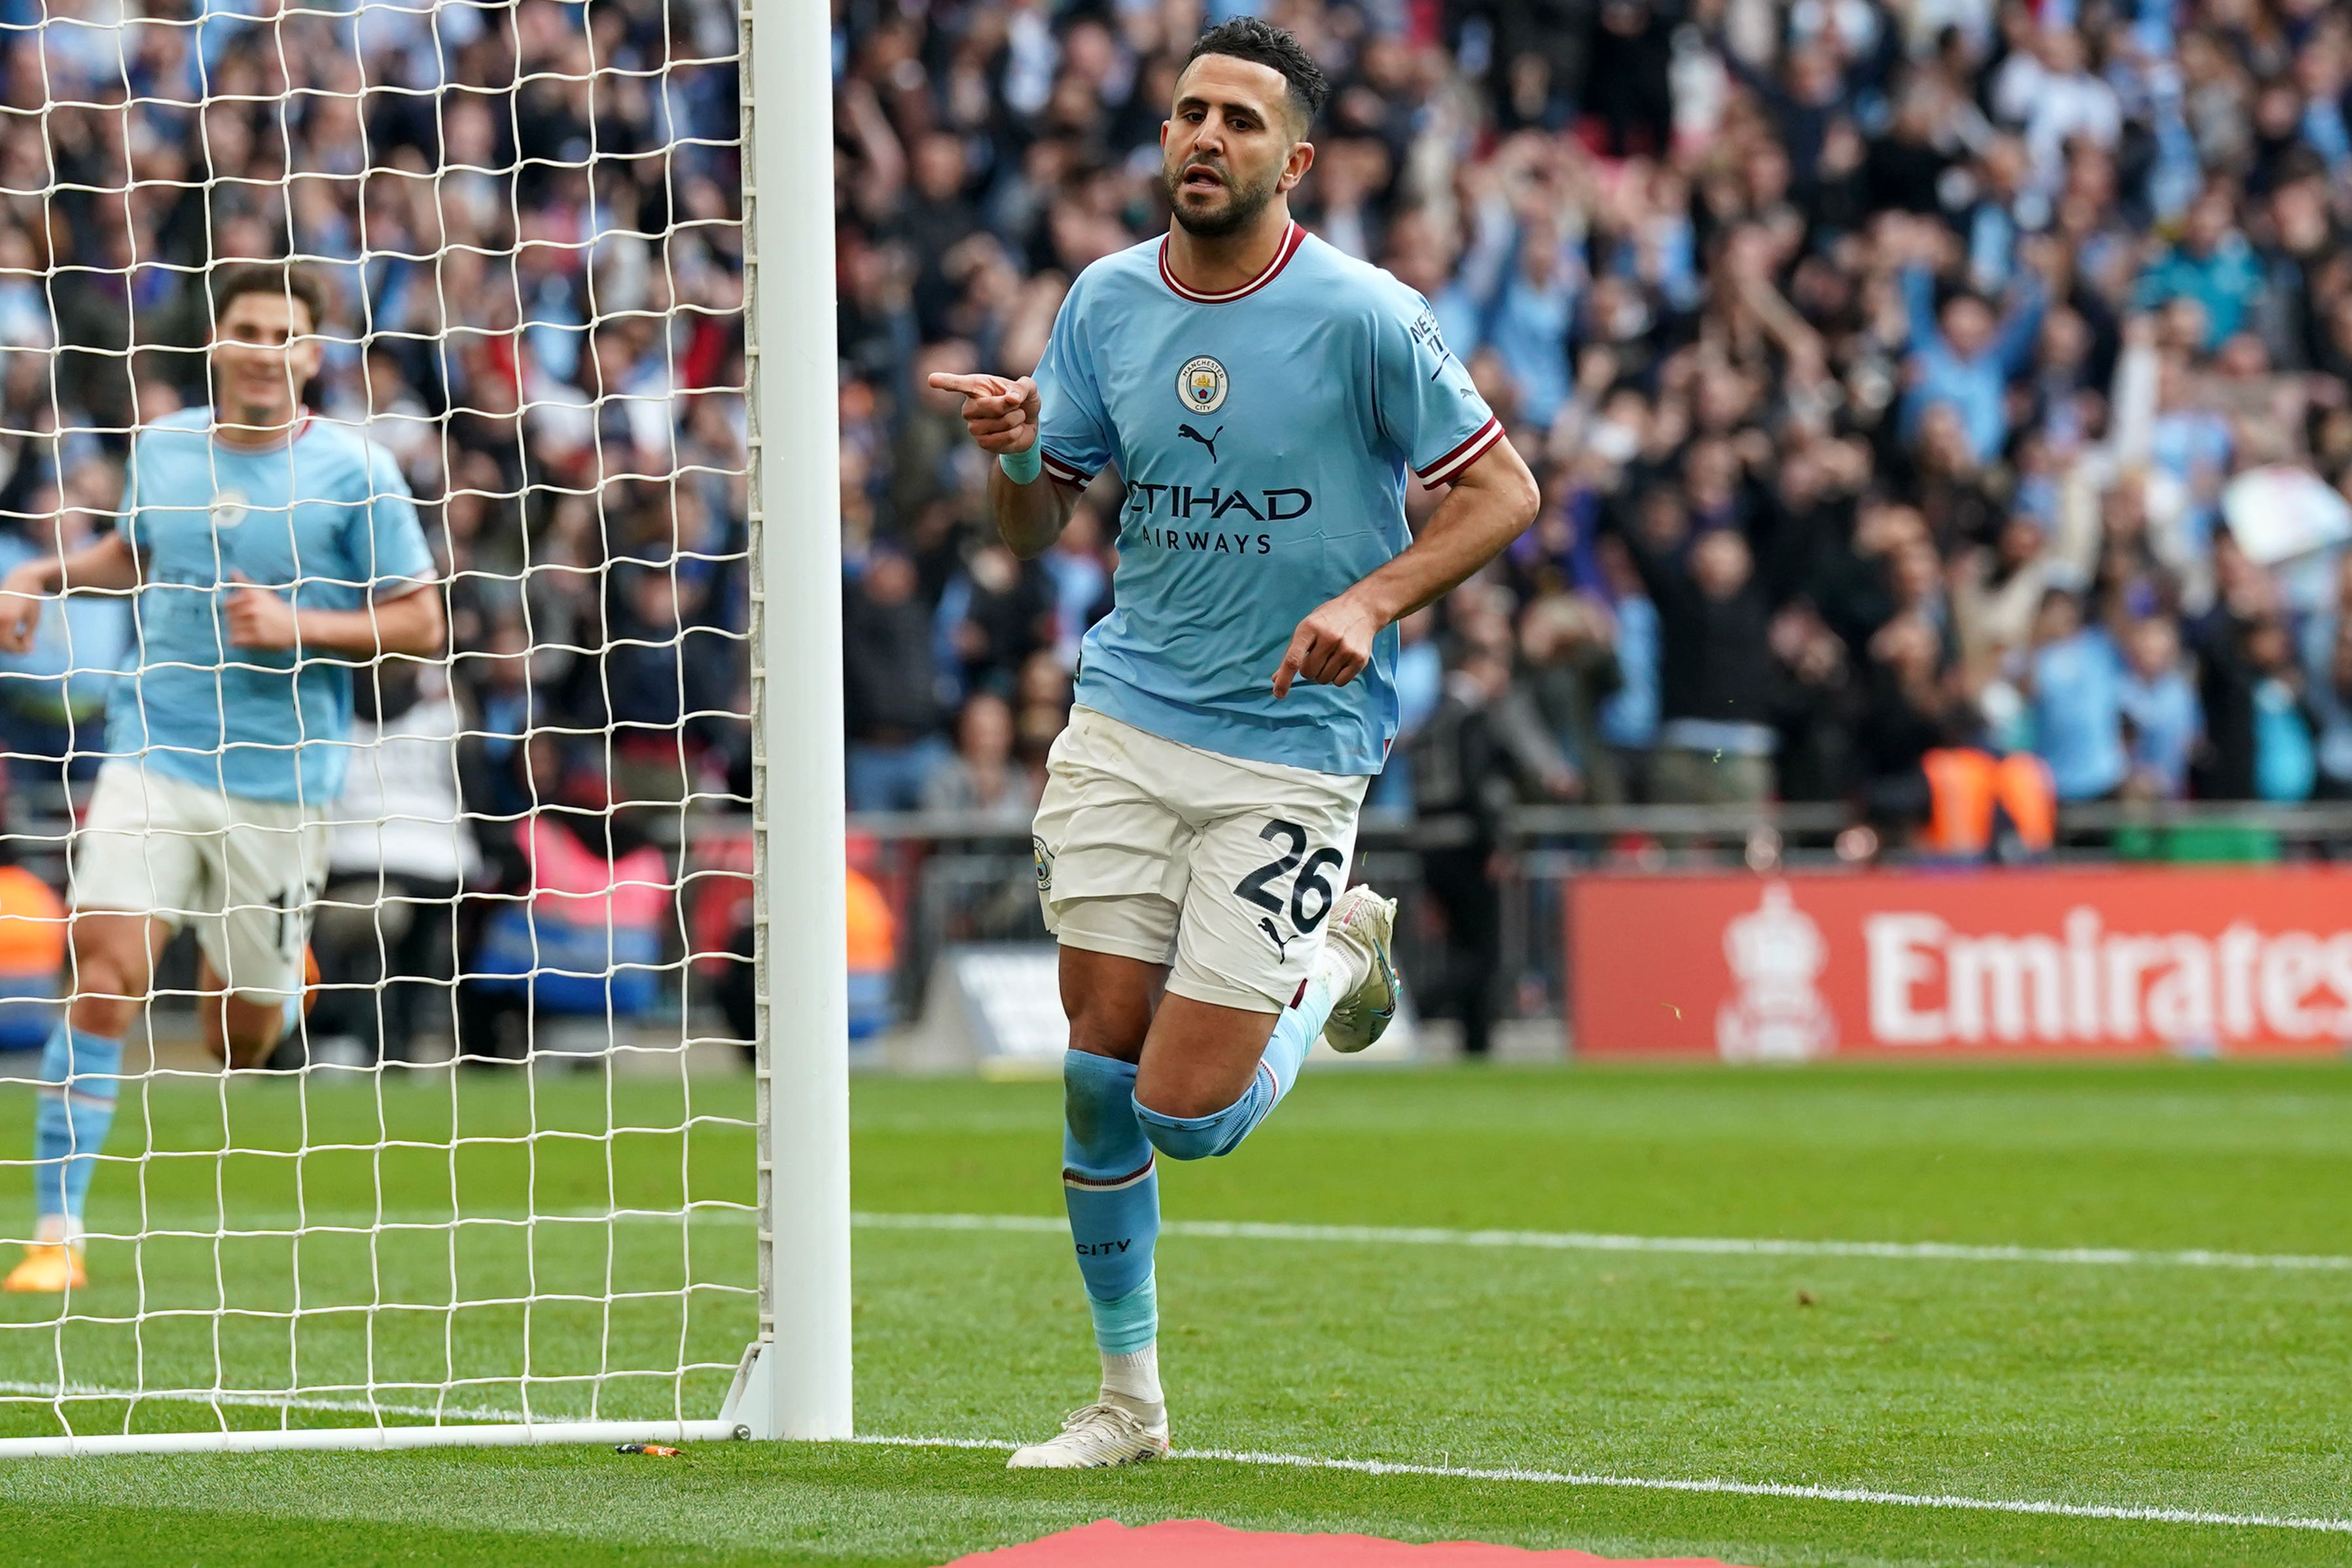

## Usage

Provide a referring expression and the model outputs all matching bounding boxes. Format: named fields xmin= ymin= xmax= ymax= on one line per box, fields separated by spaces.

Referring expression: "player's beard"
xmin=221 ymin=365 xmax=300 ymax=433
xmin=1164 ymin=157 xmax=1281 ymax=240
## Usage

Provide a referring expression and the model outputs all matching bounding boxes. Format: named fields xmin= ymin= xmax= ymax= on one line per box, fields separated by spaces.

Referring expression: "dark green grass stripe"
xmin=8 ymin=1442 xmax=2352 ymax=1568
xmin=0 ymin=1501 xmax=791 ymax=1567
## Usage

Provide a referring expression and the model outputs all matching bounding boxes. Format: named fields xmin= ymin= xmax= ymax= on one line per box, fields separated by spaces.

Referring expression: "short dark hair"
xmin=211 ymin=261 xmax=329 ymax=335
xmin=1183 ymin=18 xmax=1329 ymax=133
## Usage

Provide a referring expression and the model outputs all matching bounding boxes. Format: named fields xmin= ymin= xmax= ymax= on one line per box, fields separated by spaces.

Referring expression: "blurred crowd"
xmin=8 ymin=0 xmax=2352 ymax=1050
xmin=0 ymin=0 xmax=751 ymax=1060
xmin=836 ymin=0 xmax=2352 ymax=842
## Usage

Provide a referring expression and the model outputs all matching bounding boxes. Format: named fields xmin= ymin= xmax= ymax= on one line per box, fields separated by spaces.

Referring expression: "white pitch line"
xmin=845 ymin=1433 xmax=2352 ymax=1536
xmin=33 ymin=1207 xmax=2351 ymax=1272
xmin=27 ymin=1213 xmax=2342 ymax=1279
xmin=848 ymin=1211 xmax=2352 ymax=1273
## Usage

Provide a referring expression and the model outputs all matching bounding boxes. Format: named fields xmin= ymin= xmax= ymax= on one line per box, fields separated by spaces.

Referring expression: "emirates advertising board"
xmin=1567 ymin=868 xmax=2352 ymax=1059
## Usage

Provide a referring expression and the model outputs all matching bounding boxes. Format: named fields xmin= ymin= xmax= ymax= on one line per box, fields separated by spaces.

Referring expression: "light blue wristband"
xmin=998 ymin=446 xmax=1042 ymax=485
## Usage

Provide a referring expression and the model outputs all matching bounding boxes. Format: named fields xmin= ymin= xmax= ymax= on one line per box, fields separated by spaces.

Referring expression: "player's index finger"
xmin=1271 ymin=626 xmax=1313 ymax=698
xmin=924 ymin=372 xmax=993 ymax=395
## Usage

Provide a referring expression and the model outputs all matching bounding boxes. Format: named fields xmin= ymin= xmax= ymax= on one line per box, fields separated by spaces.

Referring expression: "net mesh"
xmin=0 ymin=0 xmax=757 ymax=1443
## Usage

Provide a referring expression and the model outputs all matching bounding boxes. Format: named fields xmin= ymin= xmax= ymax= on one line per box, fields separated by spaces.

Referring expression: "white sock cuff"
xmin=1314 ymin=940 xmax=1364 ymax=999
xmin=1100 ymin=1343 xmax=1162 ymax=1405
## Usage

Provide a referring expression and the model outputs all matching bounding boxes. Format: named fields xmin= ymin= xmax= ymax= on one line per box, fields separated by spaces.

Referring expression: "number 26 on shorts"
xmin=1234 ymin=819 xmax=1342 ymax=933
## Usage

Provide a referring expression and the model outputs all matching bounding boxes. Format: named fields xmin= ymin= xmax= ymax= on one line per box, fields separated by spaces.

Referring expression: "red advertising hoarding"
xmin=1566 ymin=867 xmax=2352 ymax=1058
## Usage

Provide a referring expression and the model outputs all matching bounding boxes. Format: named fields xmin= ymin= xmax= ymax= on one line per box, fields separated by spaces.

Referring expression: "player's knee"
xmin=65 ymin=938 xmax=145 ymax=1035
xmin=222 ymin=1036 xmax=279 ymax=1071
xmin=217 ymin=997 xmax=288 ymax=1070
xmin=1059 ymin=947 xmax=1158 ymax=1061
xmin=1131 ymin=1089 xmax=1249 ymax=1162
xmin=222 ymin=1024 xmax=279 ymax=1070
xmin=1066 ymin=1025 xmax=1136 ymax=1068
xmin=1063 ymin=997 xmax=1148 ymax=1063
xmin=67 ymin=993 xmax=137 ymax=1039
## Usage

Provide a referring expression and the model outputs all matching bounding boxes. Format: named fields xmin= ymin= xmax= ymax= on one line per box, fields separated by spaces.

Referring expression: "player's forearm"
xmin=1342 ymin=444 xmax=1539 ymax=625
xmin=288 ymin=588 xmax=445 ymax=658
xmin=987 ymin=465 xmax=1077 ymax=560
xmin=40 ymin=534 xmax=141 ymax=595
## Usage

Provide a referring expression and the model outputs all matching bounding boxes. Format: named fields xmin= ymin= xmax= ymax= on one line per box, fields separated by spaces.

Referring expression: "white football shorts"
xmin=1032 ymin=705 xmax=1370 ymax=1014
xmin=69 ymin=760 xmax=329 ymax=1003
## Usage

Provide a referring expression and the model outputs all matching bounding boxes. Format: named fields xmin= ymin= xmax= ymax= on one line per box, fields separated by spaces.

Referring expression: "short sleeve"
xmin=1375 ymin=289 xmax=1505 ymax=490
xmin=357 ymin=443 xmax=435 ymax=595
xmin=1033 ymin=278 xmax=1114 ymax=488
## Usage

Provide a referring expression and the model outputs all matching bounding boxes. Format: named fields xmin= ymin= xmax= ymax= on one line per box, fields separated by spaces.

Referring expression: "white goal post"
xmin=730 ymin=0 xmax=854 ymax=1446
xmin=0 ymin=0 xmax=848 ymax=1457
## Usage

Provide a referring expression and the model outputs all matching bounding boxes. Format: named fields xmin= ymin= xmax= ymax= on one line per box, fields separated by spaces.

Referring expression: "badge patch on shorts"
xmin=1032 ymin=835 xmax=1054 ymax=894
xmin=1177 ymin=355 xmax=1227 ymax=414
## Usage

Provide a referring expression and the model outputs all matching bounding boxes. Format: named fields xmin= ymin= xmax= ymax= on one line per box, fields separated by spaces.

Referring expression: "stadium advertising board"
xmin=1567 ymin=868 xmax=2352 ymax=1059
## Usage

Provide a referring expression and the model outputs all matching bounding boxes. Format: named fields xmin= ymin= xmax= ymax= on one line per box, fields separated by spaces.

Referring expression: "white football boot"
xmin=1006 ymin=1402 xmax=1171 ymax=1469
xmin=1321 ymin=885 xmax=1399 ymax=1054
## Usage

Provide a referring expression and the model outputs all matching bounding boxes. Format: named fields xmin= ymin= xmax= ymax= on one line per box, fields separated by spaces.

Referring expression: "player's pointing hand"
xmin=223 ymin=571 xmax=300 ymax=650
xmin=1273 ymin=593 xmax=1381 ymax=698
xmin=0 ymin=561 xmax=45 ymax=653
xmin=927 ymin=371 xmax=1041 ymax=455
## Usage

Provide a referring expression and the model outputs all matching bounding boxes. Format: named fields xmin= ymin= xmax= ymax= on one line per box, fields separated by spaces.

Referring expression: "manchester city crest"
xmin=210 ymin=490 xmax=249 ymax=531
xmin=1176 ymin=355 xmax=1228 ymax=414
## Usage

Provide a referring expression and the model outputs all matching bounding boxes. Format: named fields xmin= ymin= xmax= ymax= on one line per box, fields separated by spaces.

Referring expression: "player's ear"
xmin=1277 ymin=137 xmax=1315 ymax=195
xmin=289 ymin=338 xmax=324 ymax=387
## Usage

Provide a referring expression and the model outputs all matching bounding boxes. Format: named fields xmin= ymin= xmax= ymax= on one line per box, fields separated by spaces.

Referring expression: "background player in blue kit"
xmin=0 ymin=264 xmax=443 ymax=1292
xmin=930 ymin=19 xmax=1541 ymax=1467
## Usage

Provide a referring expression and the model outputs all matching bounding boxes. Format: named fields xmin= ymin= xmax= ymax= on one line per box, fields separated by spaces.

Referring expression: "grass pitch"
xmin=1 ymin=1060 xmax=2349 ymax=1566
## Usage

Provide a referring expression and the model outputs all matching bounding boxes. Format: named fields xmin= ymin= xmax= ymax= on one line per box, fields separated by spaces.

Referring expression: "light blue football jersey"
xmin=1035 ymin=223 xmax=1504 ymax=777
xmin=108 ymin=408 xmax=436 ymax=805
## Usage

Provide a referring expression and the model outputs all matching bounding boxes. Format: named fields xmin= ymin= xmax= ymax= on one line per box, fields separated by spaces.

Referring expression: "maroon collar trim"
xmin=1156 ymin=222 xmax=1306 ymax=304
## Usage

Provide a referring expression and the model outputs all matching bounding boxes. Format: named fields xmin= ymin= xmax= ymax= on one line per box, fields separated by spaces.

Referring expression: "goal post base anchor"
xmin=719 ymin=1338 xmax=849 ymax=1442
xmin=719 ymin=1340 xmax=777 ymax=1439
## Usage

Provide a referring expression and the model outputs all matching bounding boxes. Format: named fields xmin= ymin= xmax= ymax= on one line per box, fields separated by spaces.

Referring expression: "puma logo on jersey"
xmin=1178 ymin=423 xmax=1222 ymax=462
xmin=1257 ymin=916 xmax=1292 ymax=959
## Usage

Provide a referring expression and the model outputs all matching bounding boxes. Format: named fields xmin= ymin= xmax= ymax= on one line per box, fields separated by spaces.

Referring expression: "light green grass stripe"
xmin=846 ymin=1434 xmax=2352 ymax=1536
xmin=849 ymin=1211 xmax=2352 ymax=1272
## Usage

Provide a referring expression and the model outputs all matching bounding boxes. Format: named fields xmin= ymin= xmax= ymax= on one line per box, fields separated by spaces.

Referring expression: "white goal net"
xmin=0 ymin=0 xmax=828 ymax=1455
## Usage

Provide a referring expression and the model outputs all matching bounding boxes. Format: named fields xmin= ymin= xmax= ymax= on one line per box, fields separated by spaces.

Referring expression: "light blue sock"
xmin=1088 ymin=1275 xmax=1158 ymax=1357
xmin=1133 ymin=976 xmax=1334 ymax=1162
xmin=1061 ymin=1050 xmax=1160 ymax=1353
xmin=31 ymin=1021 xmax=125 ymax=1239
